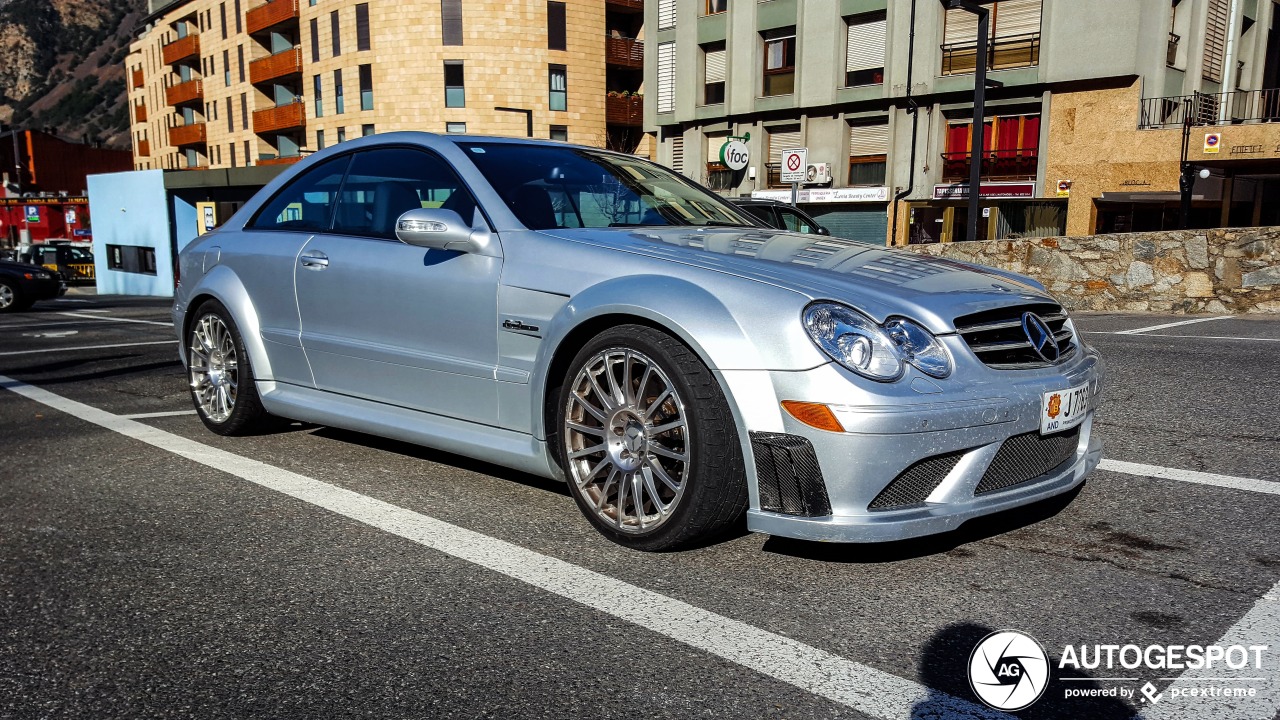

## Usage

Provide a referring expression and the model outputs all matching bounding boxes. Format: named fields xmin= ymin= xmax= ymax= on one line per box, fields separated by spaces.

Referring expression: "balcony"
xmin=941 ymin=148 xmax=1039 ymax=182
xmin=162 ymin=34 xmax=200 ymax=65
xmin=246 ymin=0 xmax=300 ymax=35
xmin=166 ymin=79 xmax=204 ymax=106
xmin=253 ymin=101 xmax=306 ymax=134
xmin=1139 ymin=88 xmax=1280 ymax=129
xmin=258 ymin=155 xmax=303 ymax=166
xmin=941 ymin=33 xmax=1040 ymax=76
xmin=605 ymin=36 xmax=643 ymax=69
xmin=134 ymin=102 xmax=148 ymax=123
xmin=606 ymin=94 xmax=643 ymax=126
xmin=136 ymin=139 xmax=151 ymax=157
xmin=131 ymin=68 xmax=145 ymax=89
xmin=168 ymin=122 xmax=207 ymax=147
xmin=250 ymin=47 xmax=303 ymax=84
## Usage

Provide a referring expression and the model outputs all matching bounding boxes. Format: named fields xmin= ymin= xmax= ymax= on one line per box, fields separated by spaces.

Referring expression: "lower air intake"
xmin=750 ymin=432 xmax=832 ymax=517
xmin=975 ymin=426 xmax=1082 ymax=496
xmin=868 ymin=451 xmax=966 ymax=511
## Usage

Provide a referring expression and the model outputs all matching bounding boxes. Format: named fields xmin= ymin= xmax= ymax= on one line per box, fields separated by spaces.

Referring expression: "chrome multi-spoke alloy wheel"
xmin=0 ymin=284 xmax=14 ymax=310
xmin=189 ymin=313 xmax=239 ymax=423
xmin=564 ymin=348 xmax=690 ymax=534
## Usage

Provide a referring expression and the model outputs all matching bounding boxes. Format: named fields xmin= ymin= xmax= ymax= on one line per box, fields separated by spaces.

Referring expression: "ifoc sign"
xmin=720 ymin=140 xmax=750 ymax=171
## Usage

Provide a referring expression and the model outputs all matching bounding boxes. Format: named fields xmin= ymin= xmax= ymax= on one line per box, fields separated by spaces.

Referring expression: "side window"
xmin=249 ymin=155 xmax=352 ymax=232
xmin=742 ymin=205 xmax=778 ymax=228
xmin=779 ymin=208 xmax=813 ymax=234
xmin=331 ymin=147 xmax=478 ymax=240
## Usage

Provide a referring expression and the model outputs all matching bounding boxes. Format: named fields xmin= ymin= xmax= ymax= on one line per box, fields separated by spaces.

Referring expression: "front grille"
xmin=750 ymin=432 xmax=832 ymax=517
xmin=868 ymin=451 xmax=966 ymax=511
xmin=975 ymin=426 xmax=1081 ymax=495
xmin=954 ymin=303 xmax=1075 ymax=369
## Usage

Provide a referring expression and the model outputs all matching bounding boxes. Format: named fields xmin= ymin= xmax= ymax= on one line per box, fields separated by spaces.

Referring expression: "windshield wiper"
xmin=697 ymin=220 xmax=756 ymax=228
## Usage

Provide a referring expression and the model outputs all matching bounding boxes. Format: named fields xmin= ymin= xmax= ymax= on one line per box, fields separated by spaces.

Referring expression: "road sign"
xmin=780 ymin=148 xmax=808 ymax=184
xmin=1204 ymin=133 xmax=1221 ymax=154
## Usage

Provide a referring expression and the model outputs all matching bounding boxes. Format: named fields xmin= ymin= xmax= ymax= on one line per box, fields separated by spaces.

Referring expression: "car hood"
xmin=543 ymin=226 xmax=1057 ymax=333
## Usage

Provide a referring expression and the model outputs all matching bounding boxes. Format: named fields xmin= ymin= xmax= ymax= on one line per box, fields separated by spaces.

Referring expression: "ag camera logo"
xmin=969 ymin=630 xmax=1050 ymax=711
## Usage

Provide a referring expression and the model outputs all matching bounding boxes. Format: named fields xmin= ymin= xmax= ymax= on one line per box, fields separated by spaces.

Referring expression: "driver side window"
xmin=249 ymin=155 xmax=352 ymax=232
xmin=331 ymin=147 xmax=478 ymax=240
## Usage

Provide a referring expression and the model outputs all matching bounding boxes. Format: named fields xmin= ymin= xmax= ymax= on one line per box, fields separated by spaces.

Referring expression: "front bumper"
xmin=736 ymin=341 xmax=1105 ymax=543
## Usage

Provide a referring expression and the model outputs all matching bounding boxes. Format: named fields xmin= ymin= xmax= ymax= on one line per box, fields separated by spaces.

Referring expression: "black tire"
xmin=0 ymin=281 xmax=24 ymax=313
xmin=186 ymin=299 xmax=272 ymax=436
xmin=555 ymin=324 xmax=748 ymax=551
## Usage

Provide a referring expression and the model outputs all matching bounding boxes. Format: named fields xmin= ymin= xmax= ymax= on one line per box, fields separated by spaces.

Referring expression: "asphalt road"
xmin=1 ymin=295 xmax=1278 ymax=720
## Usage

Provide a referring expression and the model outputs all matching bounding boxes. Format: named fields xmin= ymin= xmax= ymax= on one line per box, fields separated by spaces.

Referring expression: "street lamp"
xmin=940 ymin=0 xmax=991 ymax=243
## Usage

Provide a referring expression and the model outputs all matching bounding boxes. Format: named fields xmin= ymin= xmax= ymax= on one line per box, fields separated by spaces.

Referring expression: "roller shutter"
xmin=1204 ymin=0 xmax=1229 ymax=82
xmin=849 ymin=123 xmax=889 ymax=157
xmin=807 ymin=205 xmax=888 ymax=245
xmin=670 ymin=136 xmax=684 ymax=174
xmin=706 ymin=133 xmax=729 ymax=163
xmin=705 ymin=48 xmax=726 ymax=83
xmin=657 ymin=42 xmax=676 ymax=113
xmin=846 ymin=16 xmax=887 ymax=71
xmin=658 ymin=0 xmax=676 ymax=30
xmin=767 ymin=126 xmax=802 ymax=165
xmin=993 ymin=0 xmax=1041 ymax=38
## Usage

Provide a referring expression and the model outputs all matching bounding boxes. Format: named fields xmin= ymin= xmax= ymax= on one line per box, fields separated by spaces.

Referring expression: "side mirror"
xmin=816 ymin=226 xmax=831 ymax=236
xmin=395 ymin=208 xmax=486 ymax=253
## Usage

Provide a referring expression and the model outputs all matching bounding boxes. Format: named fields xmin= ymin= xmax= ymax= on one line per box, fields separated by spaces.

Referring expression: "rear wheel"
xmin=0 ymin=281 xmax=24 ymax=313
xmin=556 ymin=325 xmax=747 ymax=551
xmin=187 ymin=300 xmax=271 ymax=435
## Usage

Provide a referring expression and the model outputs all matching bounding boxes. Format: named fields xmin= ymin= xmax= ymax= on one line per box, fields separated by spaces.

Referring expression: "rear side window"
xmin=249 ymin=155 xmax=352 ymax=231
xmin=777 ymin=208 xmax=815 ymax=234
xmin=331 ymin=147 xmax=479 ymax=240
xmin=740 ymin=205 xmax=778 ymax=228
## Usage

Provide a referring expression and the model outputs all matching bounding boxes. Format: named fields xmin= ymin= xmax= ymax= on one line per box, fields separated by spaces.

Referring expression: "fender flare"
xmin=181 ymin=264 xmax=274 ymax=381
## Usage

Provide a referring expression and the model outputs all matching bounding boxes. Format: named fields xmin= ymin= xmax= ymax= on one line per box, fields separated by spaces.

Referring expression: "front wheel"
xmin=556 ymin=325 xmax=748 ymax=551
xmin=187 ymin=300 xmax=271 ymax=435
xmin=0 ymin=281 xmax=27 ymax=313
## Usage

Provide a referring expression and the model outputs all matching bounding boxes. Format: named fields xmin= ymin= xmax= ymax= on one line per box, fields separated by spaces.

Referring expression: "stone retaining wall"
xmin=902 ymin=227 xmax=1280 ymax=314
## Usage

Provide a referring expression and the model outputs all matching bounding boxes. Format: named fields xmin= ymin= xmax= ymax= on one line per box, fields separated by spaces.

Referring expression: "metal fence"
xmin=1139 ymin=89 xmax=1280 ymax=129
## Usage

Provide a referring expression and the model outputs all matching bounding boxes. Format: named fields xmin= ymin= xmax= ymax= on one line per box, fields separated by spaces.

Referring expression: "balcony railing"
xmin=131 ymin=68 xmax=145 ymax=89
xmin=166 ymin=79 xmax=203 ymax=106
xmin=168 ymin=122 xmax=207 ymax=147
xmin=134 ymin=102 xmax=148 ymax=123
xmin=137 ymin=139 xmax=151 ymax=157
xmin=941 ymin=32 xmax=1040 ymax=76
xmin=606 ymin=36 xmax=644 ymax=68
xmin=1139 ymin=88 xmax=1280 ymax=129
xmin=941 ymin=148 xmax=1039 ymax=182
xmin=253 ymin=100 xmax=306 ymax=134
xmin=250 ymin=47 xmax=303 ymax=85
xmin=246 ymin=0 xmax=300 ymax=35
xmin=258 ymin=155 xmax=303 ymax=165
xmin=606 ymin=94 xmax=643 ymax=126
xmin=162 ymin=34 xmax=200 ymax=65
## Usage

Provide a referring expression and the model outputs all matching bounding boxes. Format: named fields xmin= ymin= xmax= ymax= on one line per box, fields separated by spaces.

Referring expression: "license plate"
xmin=1040 ymin=383 xmax=1089 ymax=435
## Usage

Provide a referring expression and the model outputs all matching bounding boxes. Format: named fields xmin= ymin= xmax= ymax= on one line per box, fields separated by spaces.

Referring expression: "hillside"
xmin=0 ymin=0 xmax=148 ymax=150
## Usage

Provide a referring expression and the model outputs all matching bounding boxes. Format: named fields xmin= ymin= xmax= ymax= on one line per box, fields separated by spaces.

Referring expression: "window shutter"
xmin=705 ymin=48 xmax=726 ymax=83
xmin=944 ymin=7 xmax=979 ymax=46
xmin=993 ymin=0 xmax=1041 ymax=38
xmin=706 ymin=133 xmax=728 ymax=164
xmin=849 ymin=123 xmax=889 ymax=157
xmin=671 ymin=136 xmax=685 ymax=174
xmin=356 ymin=3 xmax=370 ymax=51
xmin=441 ymin=0 xmax=463 ymax=46
xmin=658 ymin=0 xmax=676 ymax=30
xmin=1203 ymin=0 xmax=1228 ymax=82
xmin=657 ymin=42 xmax=676 ymax=113
xmin=767 ymin=126 xmax=802 ymax=165
xmin=547 ymin=1 xmax=567 ymax=51
xmin=846 ymin=17 xmax=887 ymax=71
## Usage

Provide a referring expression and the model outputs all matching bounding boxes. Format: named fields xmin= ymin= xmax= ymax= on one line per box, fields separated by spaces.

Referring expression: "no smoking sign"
xmin=781 ymin=148 xmax=808 ymax=184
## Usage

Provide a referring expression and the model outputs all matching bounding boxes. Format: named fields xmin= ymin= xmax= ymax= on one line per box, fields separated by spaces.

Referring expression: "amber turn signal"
xmin=780 ymin=401 xmax=845 ymax=433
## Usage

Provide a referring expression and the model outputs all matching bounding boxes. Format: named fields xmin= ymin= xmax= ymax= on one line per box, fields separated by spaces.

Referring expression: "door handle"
xmin=299 ymin=251 xmax=329 ymax=269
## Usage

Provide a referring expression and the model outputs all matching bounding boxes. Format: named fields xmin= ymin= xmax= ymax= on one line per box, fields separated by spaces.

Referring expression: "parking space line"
xmin=0 ymin=340 xmax=178 ymax=357
xmin=1085 ymin=332 xmax=1280 ymax=343
xmin=122 ymin=409 xmax=196 ymax=419
xmin=57 ymin=311 xmax=172 ymax=327
xmin=1098 ymin=459 xmax=1279 ymax=496
xmin=0 ymin=373 xmax=1006 ymax=720
xmin=1114 ymin=316 xmax=1234 ymax=335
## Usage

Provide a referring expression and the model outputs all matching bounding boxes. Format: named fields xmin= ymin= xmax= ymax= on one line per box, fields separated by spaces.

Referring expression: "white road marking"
xmin=1114 ymin=316 xmax=1234 ymax=335
xmin=0 ymin=373 xmax=1006 ymax=720
xmin=0 ymin=340 xmax=178 ymax=357
xmin=57 ymin=311 xmax=172 ymax=327
xmin=1098 ymin=459 xmax=1279 ymax=496
xmin=52 ymin=299 xmax=93 ymax=304
xmin=1092 ymin=332 xmax=1280 ymax=343
xmin=122 ymin=409 xmax=197 ymax=419
xmin=1141 ymin=583 xmax=1280 ymax=720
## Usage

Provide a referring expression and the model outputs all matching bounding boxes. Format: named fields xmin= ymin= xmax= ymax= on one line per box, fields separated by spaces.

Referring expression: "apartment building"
xmin=644 ymin=0 xmax=1280 ymax=245
xmin=126 ymin=0 xmax=647 ymax=171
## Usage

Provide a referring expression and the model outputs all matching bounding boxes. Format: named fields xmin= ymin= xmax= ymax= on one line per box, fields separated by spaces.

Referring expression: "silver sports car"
xmin=173 ymin=133 xmax=1103 ymax=551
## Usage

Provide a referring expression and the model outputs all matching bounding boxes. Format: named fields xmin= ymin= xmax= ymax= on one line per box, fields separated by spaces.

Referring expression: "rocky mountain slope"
xmin=0 ymin=0 xmax=148 ymax=149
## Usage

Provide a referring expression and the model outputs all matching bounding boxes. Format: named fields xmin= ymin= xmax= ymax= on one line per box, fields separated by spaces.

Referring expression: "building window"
xmin=704 ymin=0 xmax=726 ymax=15
xmin=223 ymin=49 xmax=231 ymax=86
xmin=941 ymin=0 xmax=1042 ymax=75
xmin=238 ymin=45 xmax=245 ymax=82
xmin=310 ymin=18 xmax=320 ymax=63
xmin=313 ymin=74 xmax=324 ymax=117
xmin=316 ymin=129 xmax=325 ymax=150
xmin=942 ymin=114 xmax=1041 ymax=181
xmin=106 ymin=245 xmax=158 ymax=275
xmin=356 ymin=3 xmax=370 ymax=51
xmin=704 ymin=132 xmax=733 ymax=191
xmin=234 ymin=0 xmax=241 ymax=33
xmin=446 ymin=122 xmax=466 ymax=134
xmin=226 ymin=97 xmax=234 ymax=131
xmin=241 ymin=93 xmax=248 ymax=130
xmin=656 ymin=42 xmax=675 ymax=113
xmin=549 ymin=64 xmax=567 ymax=111
xmin=441 ymin=0 xmax=463 ymax=46
xmin=358 ymin=64 xmax=373 ymax=110
xmin=547 ymin=1 xmax=566 ymax=51
xmin=702 ymin=42 xmax=725 ymax=105
xmin=845 ymin=12 xmax=886 ymax=86
xmin=550 ymin=124 xmax=568 ymax=141
xmin=362 ymin=124 xmax=375 ymax=136
xmin=230 ymin=143 xmax=237 ymax=168
xmin=334 ymin=69 xmax=345 ymax=113
xmin=848 ymin=122 xmax=888 ymax=185
xmin=762 ymin=27 xmax=796 ymax=97
xmin=331 ymin=10 xmax=341 ymax=56
xmin=337 ymin=127 xmax=346 ymax=143
xmin=220 ymin=2 xmax=227 ymax=39
xmin=244 ymin=140 xmax=251 ymax=165
xmin=766 ymin=125 xmax=801 ymax=187
xmin=658 ymin=0 xmax=676 ymax=29
xmin=444 ymin=61 xmax=465 ymax=107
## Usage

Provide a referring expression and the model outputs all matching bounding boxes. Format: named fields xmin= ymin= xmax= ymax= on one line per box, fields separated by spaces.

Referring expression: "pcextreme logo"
xmin=968 ymin=630 xmax=1050 ymax=711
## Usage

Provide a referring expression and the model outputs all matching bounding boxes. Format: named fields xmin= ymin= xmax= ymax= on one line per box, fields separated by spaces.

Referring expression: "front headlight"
xmin=803 ymin=303 xmax=953 ymax=382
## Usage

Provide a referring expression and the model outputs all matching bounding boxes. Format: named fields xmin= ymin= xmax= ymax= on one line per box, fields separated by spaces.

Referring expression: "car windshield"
xmin=64 ymin=247 xmax=93 ymax=262
xmin=456 ymin=142 xmax=758 ymax=230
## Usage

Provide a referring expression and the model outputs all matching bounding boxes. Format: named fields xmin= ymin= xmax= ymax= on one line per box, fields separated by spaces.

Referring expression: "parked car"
xmin=173 ymin=133 xmax=1103 ymax=551
xmin=0 ymin=259 xmax=67 ymax=312
xmin=21 ymin=241 xmax=96 ymax=285
xmin=730 ymin=197 xmax=831 ymax=236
